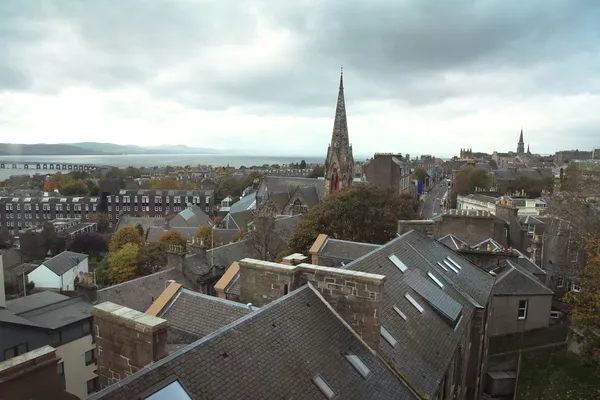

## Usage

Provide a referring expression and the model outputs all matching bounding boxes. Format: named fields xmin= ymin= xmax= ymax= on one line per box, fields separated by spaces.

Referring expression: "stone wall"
xmin=435 ymin=214 xmax=506 ymax=247
xmin=397 ymin=219 xmax=435 ymax=237
xmin=238 ymin=258 xmax=385 ymax=350
xmin=92 ymin=302 xmax=169 ymax=390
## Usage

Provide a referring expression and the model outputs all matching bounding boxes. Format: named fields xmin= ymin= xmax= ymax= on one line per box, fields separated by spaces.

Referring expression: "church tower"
xmin=517 ymin=129 xmax=525 ymax=154
xmin=324 ymin=68 xmax=355 ymax=196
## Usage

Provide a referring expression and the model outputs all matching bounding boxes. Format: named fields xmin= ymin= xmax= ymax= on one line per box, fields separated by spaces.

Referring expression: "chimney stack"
xmin=92 ymin=302 xmax=168 ymax=388
xmin=238 ymin=259 xmax=385 ymax=350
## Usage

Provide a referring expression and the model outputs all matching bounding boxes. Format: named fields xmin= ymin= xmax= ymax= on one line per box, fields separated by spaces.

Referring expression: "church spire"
xmin=517 ymin=129 xmax=525 ymax=154
xmin=519 ymin=129 xmax=524 ymax=144
xmin=324 ymin=67 xmax=355 ymax=196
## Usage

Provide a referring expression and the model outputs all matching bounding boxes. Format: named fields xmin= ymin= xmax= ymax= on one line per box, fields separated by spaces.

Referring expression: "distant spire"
xmin=519 ymin=129 xmax=524 ymax=144
xmin=527 ymin=144 xmax=530 ymax=154
xmin=339 ymin=65 xmax=344 ymax=89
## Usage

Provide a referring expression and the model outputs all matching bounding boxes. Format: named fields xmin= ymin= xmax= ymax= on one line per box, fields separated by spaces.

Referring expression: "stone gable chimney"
xmin=238 ymin=258 xmax=385 ymax=350
xmin=92 ymin=302 xmax=168 ymax=389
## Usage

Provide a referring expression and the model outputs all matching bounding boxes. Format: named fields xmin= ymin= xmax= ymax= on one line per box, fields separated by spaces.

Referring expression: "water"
xmin=0 ymin=154 xmax=326 ymax=181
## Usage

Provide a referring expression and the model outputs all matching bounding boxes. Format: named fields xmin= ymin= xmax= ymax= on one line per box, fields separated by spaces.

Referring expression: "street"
xmin=420 ymin=183 xmax=448 ymax=219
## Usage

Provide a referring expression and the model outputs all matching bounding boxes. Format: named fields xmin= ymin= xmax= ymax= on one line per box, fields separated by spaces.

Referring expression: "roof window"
xmin=388 ymin=254 xmax=408 ymax=272
xmin=443 ymin=259 xmax=459 ymax=273
xmin=446 ymin=256 xmax=463 ymax=270
xmin=405 ymin=293 xmax=425 ymax=313
xmin=393 ymin=305 xmax=408 ymax=321
xmin=145 ymin=380 xmax=192 ymax=400
xmin=427 ymin=272 xmax=444 ymax=288
xmin=380 ymin=326 xmax=398 ymax=347
xmin=312 ymin=375 xmax=337 ymax=399
xmin=344 ymin=353 xmax=371 ymax=379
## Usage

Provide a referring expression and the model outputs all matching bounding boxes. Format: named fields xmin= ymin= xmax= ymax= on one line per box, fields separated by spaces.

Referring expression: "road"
xmin=420 ymin=183 xmax=448 ymax=219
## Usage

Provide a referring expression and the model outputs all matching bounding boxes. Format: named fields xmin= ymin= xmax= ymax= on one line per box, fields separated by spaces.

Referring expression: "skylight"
xmin=443 ymin=259 xmax=459 ymax=273
xmin=454 ymin=315 xmax=464 ymax=331
xmin=380 ymin=326 xmax=398 ymax=347
xmin=427 ymin=272 xmax=444 ymax=288
xmin=60 ymin=198 xmax=67 ymax=203
xmin=436 ymin=261 xmax=448 ymax=272
xmin=344 ymin=353 xmax=371 ymax=379
xmin=145 ymin=380 xmax=192 ymax=400
xmin=312 ymin=375 xmax=336 ymax=399
xmin=388 ymin=254 xmax=408 ymax=272
xmin=393 ymin=305 xmax=408 ymax=321
xmin=405 ymin=293 xmax=425 ymax=313
xmin=24 ymin=198 xmax=31 ymax=202
xmin=446 ymin=256 xmax=462 ymax=270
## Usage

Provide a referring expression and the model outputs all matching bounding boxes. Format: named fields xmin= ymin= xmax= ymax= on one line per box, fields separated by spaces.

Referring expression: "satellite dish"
xmin=526 ymin=247 xmax=532 ymax=253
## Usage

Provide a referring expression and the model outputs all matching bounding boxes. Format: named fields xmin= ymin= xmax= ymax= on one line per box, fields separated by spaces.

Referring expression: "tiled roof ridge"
xmin=503 ymin=260 xmax=554 ymax=294
xmin=87 ymin=286 xmax=313 ymax=400
xmin=178 ymin=288 xmax=251 ymax=309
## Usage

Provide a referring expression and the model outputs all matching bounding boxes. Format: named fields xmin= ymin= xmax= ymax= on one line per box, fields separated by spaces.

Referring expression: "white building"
xmin=456 ymin=194 xmax=498 ymax=215
xmin=27 ymin=251 xmax=89 ymax=291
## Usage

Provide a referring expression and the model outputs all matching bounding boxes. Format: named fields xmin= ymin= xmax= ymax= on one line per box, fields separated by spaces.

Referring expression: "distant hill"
xmin=0 ymin=142 xmax=218 ymax=156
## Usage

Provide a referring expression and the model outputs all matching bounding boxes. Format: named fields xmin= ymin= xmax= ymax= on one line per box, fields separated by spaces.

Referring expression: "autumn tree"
xmin=453 ymin=166 xmax=493 ymax=195
xmin=567 ymin=235 xmax=600 ymax=361
xmin=150 ymin=178 xmax=180 ymax=190
xmin=308 ymin=165 xmax=325 ymax=178
xmin=251 ymin=216 xmax=290 ymax=262
xmin=195 ymin=225 xmax=223 ymax=249
xmin=289 ymin=184 xmax=419 ymax=254
xmin=107 ymin=243 xmax=139 ymax=284
xmin=67 ymin=232 xmax=109 ymax=257
xmin=159 ymin=231 xmax=187 ymax=249
xmin=232 ymin=228 xmax=248 ymax=242
xmin=44 ymin=181 xmax=59 ymax=192
xmin=134 ymin=223 xmax=145 ymax=237
xmin=137 ymin=242 xmax=167 ymax=275
xmin=88 ymin=213 xmax=110 ymax=233
xmin=109 ymin=226 xmax=144 ymax=252
xmin=61 ymin=180 xmax=89 ymax=196
xmin=413 ymin=167 xmax=428 ymax=183
xmin=215 ymin=176 xmax=243 ymax=202
xmin=506 ymin=176 xmax=554 ymax=198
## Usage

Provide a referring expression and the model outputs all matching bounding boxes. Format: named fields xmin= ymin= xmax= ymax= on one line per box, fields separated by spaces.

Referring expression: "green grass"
xmin=517 ymin=350 xmax=600 ymax=400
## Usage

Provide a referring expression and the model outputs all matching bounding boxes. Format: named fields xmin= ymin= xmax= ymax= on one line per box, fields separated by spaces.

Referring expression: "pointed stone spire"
xmin=527 ymin=144 xmax=530 ymax=154
xmin=519 ymin=129 xmax=524 ymax=144
xmin=331 ymin=66 xmax=349 ymax=148
xmin=517 ymin=129 xmax=525 ymax=154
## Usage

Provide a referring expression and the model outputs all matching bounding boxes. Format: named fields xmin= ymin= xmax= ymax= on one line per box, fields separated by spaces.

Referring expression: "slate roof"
xmin=169 ymin=205 xmax=211 ymax=228
xmin=492 ymin=260 xmax=554 ymax=296
xmin=159 ymin=288 xmax=251 ymax=338
xmin=4 ymin=292 xmax=91 ymax=329
xmin=221 ymin=209 xmax=254 ymax=230
xmin=257 ymin=176 xmax=325 ymax=205
xmin=228 ymin=192 xmax=257 ymax=214
xmin=342 ymin=230 xmax=495 ymax=398
xmin=319 ymin=237 xmax=381 ymax=261
xmin=40 ymin=251 xmax=88 ymax=276
xmin=96 ymin=268 xmax=196 ymax=312
xmin=89 ymin=285 xmax=416 ymax=400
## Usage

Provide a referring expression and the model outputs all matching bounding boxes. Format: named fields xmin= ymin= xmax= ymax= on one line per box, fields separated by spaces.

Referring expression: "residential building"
xmin=0 ymin=291 xmax=96 ymax=398
xmin=255 ymin=176 xmax=324 ymax=216
xmin=324 ymin=69 xmax=355 ymax=196
xmin=554 ymin=149 xmax=593 ymax=163
xmin=362 ymin=153 xmax=413 ymax=195
xmin=27 ymin=251 xmax=89 ymax=291
xmin=456 ymin=194 xmax=498 ymax=214
xmin=0 ymin=346 xmax=78 ymax=400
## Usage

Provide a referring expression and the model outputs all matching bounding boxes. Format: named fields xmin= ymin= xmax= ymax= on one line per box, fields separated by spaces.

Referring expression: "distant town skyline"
xmin=1 ymin=1 xmax=599 ymax=156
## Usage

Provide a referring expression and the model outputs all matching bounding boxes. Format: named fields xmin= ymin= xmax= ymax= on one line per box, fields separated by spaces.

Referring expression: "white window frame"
xmin=518 ymin=299 xmax=528 ymax=320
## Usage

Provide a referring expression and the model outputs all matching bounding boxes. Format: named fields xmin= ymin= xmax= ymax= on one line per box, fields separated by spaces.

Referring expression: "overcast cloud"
xmin=1 ymin=0 xmax=599 ymax=157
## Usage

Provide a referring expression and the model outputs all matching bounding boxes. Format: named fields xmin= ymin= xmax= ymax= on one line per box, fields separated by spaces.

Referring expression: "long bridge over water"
xmin=0 ymin=160 xmax=112 ymax=172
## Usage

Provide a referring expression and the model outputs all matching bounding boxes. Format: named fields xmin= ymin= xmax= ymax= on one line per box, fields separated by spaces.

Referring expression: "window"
xmin=556 ymin=276 xmax=564 ymax=288
xmin=85 ymin=349 xmax=96 ymax=365
xmin=518 ymin=300 xmax=528 ymax=319
xmin=388 ymin=254 xmax=408 ymax=272
xmin=571 ymin=282 xmax=581 ymax=292
xmin=82 ymin=320 xmax=92 ymax=335
xmin=312 ymin=375 xmax=336 ymax=399
xmin=87 ymin=377 xmax=99 ymax=395
xmin=283 ymin=284 xmax=289 ymax=295
xmin=3 ymin=342 xmax=28 ymax=360
xmin=344 ymin=353 xmax=371 ymax=379
xmin=380 ymin=326 xmax=397 ymax=347
xmin=427 ymin=271 xmax=444 ymax=288
xmin=393 ymin=305 xmax=408 ymax=321
xmin=405 ymin=293 xmax=425 ymax=313
xmin=145 ymin=380 xmax=192 ymax=400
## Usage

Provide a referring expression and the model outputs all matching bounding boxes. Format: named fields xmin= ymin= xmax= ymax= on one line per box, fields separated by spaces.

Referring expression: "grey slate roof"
xmin=492 ymin=260 xmax=553 ymax=296
xmin=228 ymin=192 xmax=256 ymax=214
xmin=342 ymin=230 xmax=495 ymax=398
xmin=169 ymin=205 xmax=211 ymax=227
xmin=97 ymin=268 xmax=196 ymax=312
xmin=89 ymin=285 xmax=416 ymax=400
xmin=258 ymin=176 xmax=325 ymax=204
xmin=159 ymin=288 xmax=251 ymax=338
xmin=5 ymin=292 xmax=91 ymax=329
xmin=319 ymin=237 xmax=381 ymax=261
xmin=40 ymin=251 xmax=88 ymax=276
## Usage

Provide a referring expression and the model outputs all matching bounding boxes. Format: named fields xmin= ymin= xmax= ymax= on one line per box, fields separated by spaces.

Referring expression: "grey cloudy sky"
xmin=1 ymin=0 xmax=599 ymax=157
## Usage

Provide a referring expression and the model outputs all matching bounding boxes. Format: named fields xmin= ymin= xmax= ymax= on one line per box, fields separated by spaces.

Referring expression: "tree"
xmin=215 ymin=176 xmax=243 ymax=202
xmin=0 ymin=226 xmax=14 ymax=247
xmin=566 ymin=235 xmax=600 ymax=361
xmin=44 ymin=181 xmax=59 ymax=192
xmin=41 ymin=223 xmax=66 ymax=256
xmin=251 ymin=216 xmax=288 ymax=261
xmin=60 ymin=180 xmax=89 ymax=196
xmin=300 ymin=160 xmax=307 ymax=169
xmin=232 ymin=228 xmax=248 ymax=242
xmin=289 ymin=184 xmax=419 ymax=254
xmin=107 ymin=243 xmax=139 ymax=284
xmin=137 ymin=242 xmax=166 ymax=275
xmin=134 ymin=223 xmax=145 ymax=237
xmin=308 ymin=165 xmax=325 ymax=178
xmin=88 ymin=213 xmax=110 ymax=233
xmin=413 ymin=167 xmax=428 ymax=183
xmin=506 ymin=176 xmax=554 ymax=198
xmin=150 ymin=178 xmax=181 ymax=190
xmin=67 ymin=232 xmax=109 ymax=257
xmin=195 ymin=225 xmax=223 ymax=249
xmin=109 ymin=226 xmax=144 ymax=252
xmin=240 ymin=172 xmax=262 ymax=191
xmin=159 ymin=231 xmax=187 ymax=249
xmin=453 ymin=166 xmax=493 ymax=195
